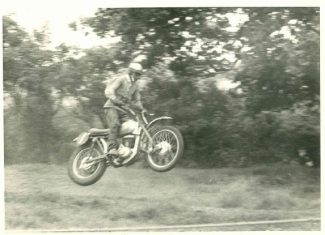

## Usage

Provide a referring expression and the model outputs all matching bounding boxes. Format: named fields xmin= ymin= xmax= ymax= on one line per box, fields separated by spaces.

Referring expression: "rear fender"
xmin=73 ymin=132 xmax=90 ymax=146
xmin=73 ymin=133 xmax=108 ymax=153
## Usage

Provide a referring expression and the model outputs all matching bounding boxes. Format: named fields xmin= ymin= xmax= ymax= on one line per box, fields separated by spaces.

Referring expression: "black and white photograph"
xmin=1 ymin=0 xmax=322 ymax=232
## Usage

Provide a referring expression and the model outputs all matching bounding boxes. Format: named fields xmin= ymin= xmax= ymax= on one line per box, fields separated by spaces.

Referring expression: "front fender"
xmin=147 ymin=116 xmax=173 ymax=129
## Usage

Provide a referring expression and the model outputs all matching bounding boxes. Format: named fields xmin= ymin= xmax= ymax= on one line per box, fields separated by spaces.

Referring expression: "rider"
xmin=103 ymin=62 xmax=145 ymax=156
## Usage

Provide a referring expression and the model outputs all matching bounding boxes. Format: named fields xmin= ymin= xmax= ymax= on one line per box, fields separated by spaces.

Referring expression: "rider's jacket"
xmin=104 ymin=72 xmax=143 ymax=110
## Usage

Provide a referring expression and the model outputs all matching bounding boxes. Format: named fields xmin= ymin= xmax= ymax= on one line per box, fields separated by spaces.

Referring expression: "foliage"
xmin=3 ymin=16 xmax=62 ymax=163
xmin=236 ymin=8 xmax=319 ymax=113
xmin=81 ymin=8 xmax=244 ymax=75
xmin=3 ymin=7 xmax=320 ymax=167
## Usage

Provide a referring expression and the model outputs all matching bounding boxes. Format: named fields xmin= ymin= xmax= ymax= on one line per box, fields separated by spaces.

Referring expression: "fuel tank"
xmin=119 ymin=119 xmax=139 ymax=135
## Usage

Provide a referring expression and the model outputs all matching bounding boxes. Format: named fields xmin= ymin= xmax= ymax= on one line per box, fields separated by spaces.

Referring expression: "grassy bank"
xmin=4 ymin=163 xmax=320 ymax=230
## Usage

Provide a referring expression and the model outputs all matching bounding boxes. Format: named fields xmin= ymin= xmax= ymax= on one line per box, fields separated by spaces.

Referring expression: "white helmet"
xmin=128 ymin=63 xmax=143 ymax=74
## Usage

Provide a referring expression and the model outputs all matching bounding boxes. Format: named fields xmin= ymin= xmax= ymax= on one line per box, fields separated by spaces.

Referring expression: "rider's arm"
xmin=105 ymin=77 xmax=123 ymax=104
xmin=133 ymin=89 xmax=145 ymax=110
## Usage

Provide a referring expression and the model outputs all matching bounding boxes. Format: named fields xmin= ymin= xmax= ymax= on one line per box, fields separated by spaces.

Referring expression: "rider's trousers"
xmin=104 ymin=108 xmax=120 ymax=142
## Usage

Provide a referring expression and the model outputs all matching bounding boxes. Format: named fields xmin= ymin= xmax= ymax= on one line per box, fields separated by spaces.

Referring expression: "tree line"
xmin=3 ymin=8 xmax=320 ymax=167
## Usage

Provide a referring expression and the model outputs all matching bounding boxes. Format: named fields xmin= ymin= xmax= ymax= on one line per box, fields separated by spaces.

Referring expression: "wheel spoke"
xmin=163 ymin=132 xmax=168 ymax=141
xmin=154 ymin=154 xmax=160 ymax=164
xmin=167 ymin=150 xmax=174 ymax=161
xmin=158 ymin=157 xmax=164 ymax=166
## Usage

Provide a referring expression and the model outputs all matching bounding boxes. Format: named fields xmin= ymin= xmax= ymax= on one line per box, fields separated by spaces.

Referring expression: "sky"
xmin=2 ymin=0 xmax=114 ymax=48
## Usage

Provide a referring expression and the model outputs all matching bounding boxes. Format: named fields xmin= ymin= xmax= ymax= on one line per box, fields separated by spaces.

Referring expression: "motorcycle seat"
xmin=89 ymin=128 xmax=110 ymax=136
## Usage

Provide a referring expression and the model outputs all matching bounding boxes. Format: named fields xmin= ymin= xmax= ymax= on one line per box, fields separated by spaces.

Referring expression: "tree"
xmin=79 ymin=8 xmax=246 ymax=75
xmin=236 ymin=8 xmax=319 ymax=112
xmin=233 ymin=8 xmax=320 ymax=164
xmin=3 ymin=16 xmax=62 ymax=163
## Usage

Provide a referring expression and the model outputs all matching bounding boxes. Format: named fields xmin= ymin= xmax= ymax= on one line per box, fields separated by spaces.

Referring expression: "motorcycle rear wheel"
xmin=68 ymin=144 xmax=107 ymax=186
xmin=146 ymin=126 xmax=184 ymax=172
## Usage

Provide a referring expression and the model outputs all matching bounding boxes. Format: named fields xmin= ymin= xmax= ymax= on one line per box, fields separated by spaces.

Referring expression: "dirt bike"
xmin=68 ymin=105 xmax=184 ymax=186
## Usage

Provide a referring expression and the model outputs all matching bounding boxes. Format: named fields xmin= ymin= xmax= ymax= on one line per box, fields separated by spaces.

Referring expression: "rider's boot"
xmin=107 ymin=140 xmax=119 ymax=155
xmin=107 ymin=139 xmax=127 ymax=165
xmin=107 ymin=125 xmax=119 ymax=156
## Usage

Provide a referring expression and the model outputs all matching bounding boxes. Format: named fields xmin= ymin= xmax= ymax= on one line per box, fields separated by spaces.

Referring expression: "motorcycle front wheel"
xmin=146 ymin=126 xmax=184 ymax=172
xmin=68 ymin=144 xmax=107 ymax=186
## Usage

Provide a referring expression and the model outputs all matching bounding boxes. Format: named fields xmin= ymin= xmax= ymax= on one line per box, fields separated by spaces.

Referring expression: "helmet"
xmin=128 ymin=63 xmax=143 ymax=74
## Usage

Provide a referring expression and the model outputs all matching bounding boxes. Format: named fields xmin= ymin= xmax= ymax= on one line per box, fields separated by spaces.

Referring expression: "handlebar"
xmin=119 ymin=105 xmax=154 ymax=124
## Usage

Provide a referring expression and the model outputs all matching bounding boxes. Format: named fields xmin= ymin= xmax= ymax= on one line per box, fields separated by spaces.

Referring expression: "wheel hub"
xmin=80 ymin=157 xmax=93 ymax=170
xmin=155 ymin=141 xmax=172 ymax=155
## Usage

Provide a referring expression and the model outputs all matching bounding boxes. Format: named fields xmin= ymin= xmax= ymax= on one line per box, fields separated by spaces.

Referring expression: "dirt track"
xmin=5 ymin=163 xmax=321 ymax=231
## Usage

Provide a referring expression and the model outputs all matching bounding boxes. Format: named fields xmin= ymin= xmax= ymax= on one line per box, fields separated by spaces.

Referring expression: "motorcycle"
xmin=68 ymin=105 xmax=184 ymax=186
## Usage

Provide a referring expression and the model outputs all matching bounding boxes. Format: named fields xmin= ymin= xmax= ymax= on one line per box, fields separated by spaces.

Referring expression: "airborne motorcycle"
xmin=68 ymin=106 xmax=184 ymax=186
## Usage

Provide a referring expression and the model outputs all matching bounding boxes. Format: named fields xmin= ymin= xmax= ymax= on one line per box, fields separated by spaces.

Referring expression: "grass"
xmin=4 ymin=162 xmax=320 ymax=230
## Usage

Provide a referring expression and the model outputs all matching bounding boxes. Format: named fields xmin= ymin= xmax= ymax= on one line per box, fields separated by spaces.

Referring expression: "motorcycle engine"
xmin=117 ymin=144 xmax=133 ymax=158
xmin=122 ymin=135 xmax=135 ymax=148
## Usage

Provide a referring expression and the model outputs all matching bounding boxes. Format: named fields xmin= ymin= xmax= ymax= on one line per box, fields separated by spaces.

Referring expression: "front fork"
xmin=139 ymin=123 xmax=162 ymax=154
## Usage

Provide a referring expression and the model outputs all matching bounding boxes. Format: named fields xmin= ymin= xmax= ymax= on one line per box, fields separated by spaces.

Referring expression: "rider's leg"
xmin=105 ymin=108 xmax=120 ymax=152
